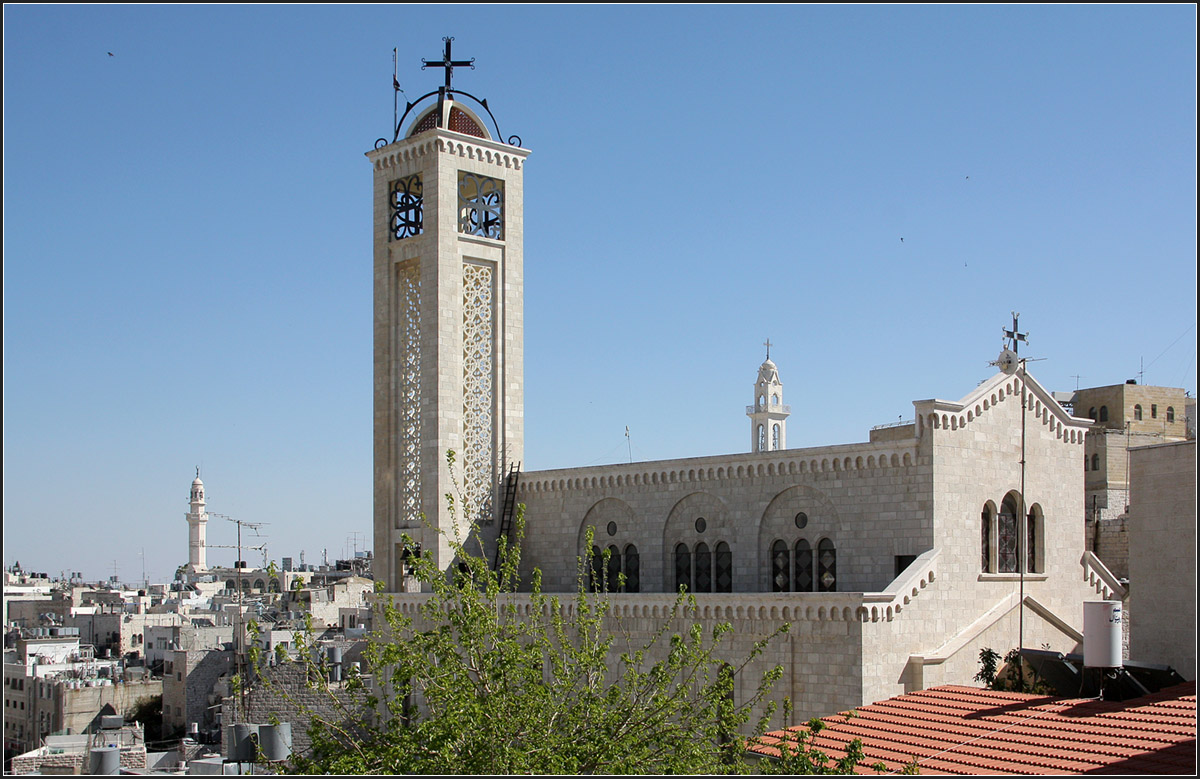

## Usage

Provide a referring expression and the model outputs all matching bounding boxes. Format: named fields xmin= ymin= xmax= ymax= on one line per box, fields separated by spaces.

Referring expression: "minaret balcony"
xmin=746 ymin=404 xmax=791 ymax=415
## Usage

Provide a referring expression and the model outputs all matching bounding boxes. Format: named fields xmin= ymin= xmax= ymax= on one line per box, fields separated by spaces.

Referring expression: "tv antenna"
xmin=208 ymin=513 xmax=269 ymax=720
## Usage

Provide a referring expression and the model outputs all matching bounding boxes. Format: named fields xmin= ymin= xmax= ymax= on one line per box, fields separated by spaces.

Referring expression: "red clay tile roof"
xmin=749 ymin=683 xmax=1196 ymax=775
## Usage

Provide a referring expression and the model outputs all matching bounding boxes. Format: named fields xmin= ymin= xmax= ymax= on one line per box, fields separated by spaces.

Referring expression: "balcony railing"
xmin=746 ymin=404 xmax=791 ymax=415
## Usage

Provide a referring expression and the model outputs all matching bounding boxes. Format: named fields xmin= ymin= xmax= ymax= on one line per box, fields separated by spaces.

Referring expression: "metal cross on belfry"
xmin=1003 ymin=312 xmax=1028 ymax=356
xmin=422 ymin=36 xmax=475 ymax=92
xmin=764 ymin=338 xmax=772 ymax=360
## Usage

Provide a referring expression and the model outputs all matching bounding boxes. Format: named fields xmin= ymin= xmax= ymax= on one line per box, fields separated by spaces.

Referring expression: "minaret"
xmin=747 ymin=341 xmax=790 ymax=453
xmin=185 ymin=470 xmax=208 ymax=572
xmin=370 ymin=40 xmax=529 ymax=591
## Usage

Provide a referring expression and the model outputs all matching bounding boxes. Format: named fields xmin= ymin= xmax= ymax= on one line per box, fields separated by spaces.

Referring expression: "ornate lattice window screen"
xmin=458 ymin=172 xmax=504 ymax=239
xmin=794 ymin=539 xmax=813 ymax=592
xmin=389 ymin=174 xmax=423 ymax=240
xmin=981 ymin=508 xmax=991 ymax=572
xmin=1027 ymin=509 xmax=1038 ymax=573
xmin=771 ymin=540 xmax=789 ymax=592
xmin=694 ymin=543 xmax=712 ymax=593
xmin=715 ymin=542 xmax=732 ymax=593
xmin=998 ymin=510 xmax=1018 ymax=573
xmin=818 ymin=539 xmax=837 ymax=591
xmin=623 ymin=545 xmax=640 ymax=593
xmin=675 ymin=544 xmax=691 ymax=593
xmin=397 ymin=261 xmax=421 ymax=527
xmin=462 ymin=261 xmax=495 ymax=522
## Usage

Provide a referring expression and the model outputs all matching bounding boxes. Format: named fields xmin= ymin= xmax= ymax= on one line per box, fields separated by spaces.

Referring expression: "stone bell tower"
xmin=185 ymin=470 xmax=208 ymax=572
xmin=747 ymin=340 xmax=789 ymax=453
xmin=369 ymin=39 xmax=529 ymax=592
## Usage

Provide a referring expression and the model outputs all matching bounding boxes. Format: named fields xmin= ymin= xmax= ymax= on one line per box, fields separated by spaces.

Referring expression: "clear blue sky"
xmin=4 ymin=5 xmax=1195 ymax=584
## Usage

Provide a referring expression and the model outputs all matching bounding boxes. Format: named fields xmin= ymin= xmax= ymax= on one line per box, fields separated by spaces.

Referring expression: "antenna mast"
xmin=209 ymin=514 xmax=269 ymax=721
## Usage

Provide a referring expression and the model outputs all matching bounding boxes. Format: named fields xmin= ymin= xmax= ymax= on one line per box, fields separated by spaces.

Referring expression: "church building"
xmin=369 ymin=43 xmax=1121 ymax=723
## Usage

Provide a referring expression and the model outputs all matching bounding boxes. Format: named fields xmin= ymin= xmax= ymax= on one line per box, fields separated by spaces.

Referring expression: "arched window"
xmin=771 ymin=424 xmax=780 ymax=450
xmin=253 ymin=579 xmax=265 ymax=591
xmin=589 ymin=545 xmax=604 ymax=592
xmin=771 ymin=394 xmax=779 ymax=406
xmin=817 ymin=539 xmax=836 ymax=592
xmin=269 ymin=578 xmax=281 ymax=593
xmin=1026 ymin=505 xmax=1042 ymax=574
xmin=794 ymin=539 xmax=813 ymax=592
xmin=981 ymin=506 xmax=993 ymax=573
xmin=1088 ymin=407 xmax=1097 ymax=420
xmin=1134 ymin=404 xmax=1143 ymax=421
xmin=226 ymin=580 xmax=236 ymax=591
xmin=1091 ymin=453 xmax=1100 ymax=471
xmin=694 ymin=543 xmax=712 ymax=593
xmin=757 ymin=424 xmax=766 ymax=452
xmin=1167 ymin=406 xmax=1175 ymax=423
xmin=1099 ymin=406 xmax=1109 ymax=422
xmin=714 ymin=542 xmax=732 ymax=592
xmin=674 ymin=544 xmax=691 ymax=593
xmin=770 ymin=540 xmax=789 ymax=592
xmin=606 ymin=545 xmax=622 ymax=592
xmin=998 ymin=496 xmax=1019 ymax=573
xmin=623 ymin=545 xmax=640 ymax=593
xmin=1151 ymin=404 xmax=1158 ymax=418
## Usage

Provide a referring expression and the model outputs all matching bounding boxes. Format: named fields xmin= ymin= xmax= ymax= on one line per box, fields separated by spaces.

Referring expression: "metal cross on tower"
xmin=764 ymin=338 xmax=773 ymax=360
xmin=1003 ymin=312 xmax=1028 ymax=356
xmin=422 ymin=37 xmax=475 ymax=93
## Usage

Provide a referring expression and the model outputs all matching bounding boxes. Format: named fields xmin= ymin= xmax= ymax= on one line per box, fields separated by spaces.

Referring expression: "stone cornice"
xmin=519 ymin=441 xmax=920 ymax=495
xmin=913 ymin=369 xmax=1091 ymax=447
xmin=367 ymin=130 xmax=529 ymax=172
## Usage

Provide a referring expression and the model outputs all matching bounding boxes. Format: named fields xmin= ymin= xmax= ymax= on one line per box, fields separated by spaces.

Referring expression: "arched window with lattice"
xmin=674 ymin=543 xmax=691 ymax=593
xmin=606 ymin=545 xmax=621 ymax=592
xmin=714 ymin=542 xmax=732 ymax=593
xmin=794 ymin=539 xmax=813 ymax=592
xmin=998 ymin=495 xmax=1020 ymax=573
xmin=623 ymin=545 xmax=640 ymax=593
xmin=694 ymin=542 xmax=712 ymax=593
xmin=817 ymin=539 xmax=837 ymax=592
xmin=770 ymin=540 xmax=790 ymax=592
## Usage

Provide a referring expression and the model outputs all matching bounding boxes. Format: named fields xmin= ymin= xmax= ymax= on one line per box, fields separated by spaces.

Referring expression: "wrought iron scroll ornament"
xmin=390 ymin=174 xmax=423 ymax=240
xmin=458 ymin=173 xmax=504 ymax=240
xmin=379 ymin=37 xmax=522 ymax=148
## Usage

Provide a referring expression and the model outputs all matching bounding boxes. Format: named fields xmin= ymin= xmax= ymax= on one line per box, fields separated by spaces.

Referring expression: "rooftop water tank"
xmin=258 ymin=722 xmax=292 ymax=762
xmin=89 ymin=747 xmax=120 ymax=775
xmin=1083 ymin=600 xmax=1123 ymax=668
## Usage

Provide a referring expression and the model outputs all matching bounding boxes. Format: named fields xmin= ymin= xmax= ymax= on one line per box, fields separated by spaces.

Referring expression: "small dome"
xmin=193 ymin=477 xmax=204 ymax=486
xmin=406 ymin=102 xmax=490 ymax=141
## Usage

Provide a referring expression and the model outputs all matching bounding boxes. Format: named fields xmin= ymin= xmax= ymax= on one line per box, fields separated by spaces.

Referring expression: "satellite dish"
xmin=996 ymin=348 xmax=1019 ymax=375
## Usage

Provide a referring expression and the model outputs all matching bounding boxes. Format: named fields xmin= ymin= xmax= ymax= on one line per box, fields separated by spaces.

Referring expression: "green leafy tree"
xmin=261 ymin=451 xmax=877 ymax=774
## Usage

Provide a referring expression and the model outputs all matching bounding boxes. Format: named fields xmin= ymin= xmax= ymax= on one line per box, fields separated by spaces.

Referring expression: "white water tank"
xmin=1083 ymin=600 xmax=1123 ymax=668
xmin=89 ymin=747 xmax=120 ymax=775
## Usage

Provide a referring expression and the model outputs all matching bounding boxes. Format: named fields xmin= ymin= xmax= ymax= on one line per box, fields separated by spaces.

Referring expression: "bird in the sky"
xmin=108 ymin=52 xmax=114 ymax=56
xmin=900 ymin=237 xmax=904 ymax=243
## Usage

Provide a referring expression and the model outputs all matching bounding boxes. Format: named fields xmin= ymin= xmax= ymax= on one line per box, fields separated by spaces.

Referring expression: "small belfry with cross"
xmin=1003 ymin=312 xmax=1028 ymax=356
xmin=422 ymin=36 xmax=474 ymax=93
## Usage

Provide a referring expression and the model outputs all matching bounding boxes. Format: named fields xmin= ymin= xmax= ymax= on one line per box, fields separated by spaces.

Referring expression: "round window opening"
xmin=794 ymin=512 xmax=808 ymax=529
xmin=695 ymin=517 xmax=707 ymax=533
xmin=606 ymin=521 xmax=617 ymax=537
